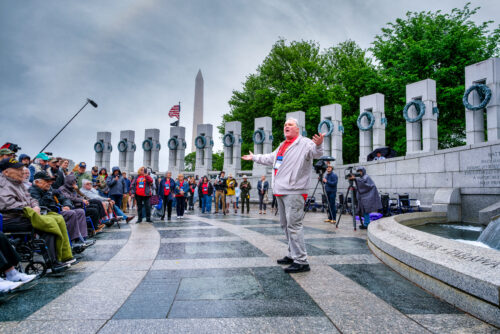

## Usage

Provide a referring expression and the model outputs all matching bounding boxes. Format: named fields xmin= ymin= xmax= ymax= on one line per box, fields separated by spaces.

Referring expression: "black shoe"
xmin=136 ymin=220 xmax=142 ymax=223
xmin=146 ymin=219 xmax=152 ymax=223
xmin=359 ymin=225 xmax=367 ymax=230
xmin=284 ymin=262 xmax=310 ymax=273
xmin=167 ymin=216 xmax=171 ymax=220
xmin=277 ymin=256 xmax=294 ymax=265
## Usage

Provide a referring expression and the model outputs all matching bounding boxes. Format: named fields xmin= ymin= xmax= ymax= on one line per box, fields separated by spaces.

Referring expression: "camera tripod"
xmin=336 ymin=178 xmax=357 ymax=231
xmin=304 ymin=171 xmax=333 ymax=221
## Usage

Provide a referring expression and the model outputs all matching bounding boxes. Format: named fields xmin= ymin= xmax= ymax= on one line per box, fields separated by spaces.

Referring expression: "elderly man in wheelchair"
xmin=29 ymin=171 xmax=95 ymax=250
xmin=0 ymin=158 xmax=73 ymax=275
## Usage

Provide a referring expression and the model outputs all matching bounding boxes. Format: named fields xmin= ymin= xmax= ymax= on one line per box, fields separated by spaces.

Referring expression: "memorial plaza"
xmin=0 ymin=209 xmax=497 ymax=334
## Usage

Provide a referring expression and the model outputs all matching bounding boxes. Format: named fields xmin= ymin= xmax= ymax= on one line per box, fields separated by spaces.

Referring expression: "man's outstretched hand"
xmin=312 ymin=133 xmax=325 ymax=146
xmin=242 ymin=151 xmax=254 ymax=161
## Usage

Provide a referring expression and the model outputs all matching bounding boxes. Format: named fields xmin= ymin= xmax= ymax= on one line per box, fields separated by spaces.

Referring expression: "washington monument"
xmin=191 ymin=70 xmax=204 ymax=152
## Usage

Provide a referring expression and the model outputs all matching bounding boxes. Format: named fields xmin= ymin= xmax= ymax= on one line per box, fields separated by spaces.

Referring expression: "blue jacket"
xmin=324 ymin=171 xmax=338 ymax=193
xmin=257 ymin=180 xmax=269 ymax=194
xmin=106 ymin=167 xmax=127 ymax=196
xmin=124 ymin=178 xmax=131 ymax=193
xmin=159 ymin=177 xmax=176 ymax=200
xmin=175 ymin=180 xmax=189 ymax=197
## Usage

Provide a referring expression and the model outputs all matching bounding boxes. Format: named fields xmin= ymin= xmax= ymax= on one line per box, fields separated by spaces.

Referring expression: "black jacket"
xmin=198 ymin=182 xmax=214 ymax=197
xmin=29 ymin=184 xmax=72 ymax=212
xmin=213 ymin=176 xmax=227 ymax=192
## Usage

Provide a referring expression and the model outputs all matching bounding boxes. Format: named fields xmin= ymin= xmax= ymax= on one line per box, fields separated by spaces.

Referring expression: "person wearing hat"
xmin=47 ymin=157 xmax=65 ymax=189
xmin=0 ymin=158 xmax=74 ymax=267
xmin=239 ymin=176 xmax=252 ymax=214
xmin=28 ymin=152 xmax=50 ymax=182
xmin=225 ymin=174 xmax=238 ymax=214
xmin=73 ymin=162 xmax=92 ymax=189
xmin=30 ymin=171 xmax=95 ymax=248
xmin=0 ymin=148 xmax=15 ymax=160
xmin=349 ymin=166 xmax=382 ymax=229
xmin=242 ymin=117 xmax=324 ymax=273
xmin=90 ymin=166 xmax=99 ymax=183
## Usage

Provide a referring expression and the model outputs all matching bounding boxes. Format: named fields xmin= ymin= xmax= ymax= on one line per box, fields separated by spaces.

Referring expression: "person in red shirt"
xmin=131 ymin=166 xmax=154 ymax=223
xmin=199 ymin=176 xmax=214 ymax=213
xmin=159 ymin=171 xmax=176 ymax=220
xmin=175 ymin=174 xmax=189 ymax=219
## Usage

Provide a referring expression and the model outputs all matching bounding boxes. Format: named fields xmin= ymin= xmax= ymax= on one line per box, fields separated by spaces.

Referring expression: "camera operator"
xmin=322 ymin=165 xmax=338 ymax=224
xmin=243 ymin=118 xmax=324 ymax=273
xmin=348 ymin=167 xmax=382 ymax=229
xmin=214 ymin=171 xmax=227 ymax=215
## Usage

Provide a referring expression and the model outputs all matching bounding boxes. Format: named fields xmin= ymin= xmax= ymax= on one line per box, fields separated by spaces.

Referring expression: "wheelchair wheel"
xmin=25 ymin=261 xmax=47 ymax=277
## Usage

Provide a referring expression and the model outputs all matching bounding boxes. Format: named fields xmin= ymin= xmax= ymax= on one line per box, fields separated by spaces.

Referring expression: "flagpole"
xmin=178 ymin=101 xmax=181 ymax=126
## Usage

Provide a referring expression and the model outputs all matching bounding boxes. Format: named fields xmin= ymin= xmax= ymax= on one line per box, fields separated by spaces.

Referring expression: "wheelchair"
xmin=0 ymin=209 xmax=67 ymax=277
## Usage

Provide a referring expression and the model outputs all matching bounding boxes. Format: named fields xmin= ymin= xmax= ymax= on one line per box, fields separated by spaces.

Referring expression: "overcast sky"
xmin=1 ymin=0 xmax=498 ymax=171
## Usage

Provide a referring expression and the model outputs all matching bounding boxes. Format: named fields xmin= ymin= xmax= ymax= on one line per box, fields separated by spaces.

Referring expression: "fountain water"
xmin=478 ymin=216 xmax=500 ymax=250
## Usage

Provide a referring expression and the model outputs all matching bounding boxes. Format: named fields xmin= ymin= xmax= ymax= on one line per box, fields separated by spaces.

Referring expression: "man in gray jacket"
xmin=243 ymin=118 xmax=324 ymax=273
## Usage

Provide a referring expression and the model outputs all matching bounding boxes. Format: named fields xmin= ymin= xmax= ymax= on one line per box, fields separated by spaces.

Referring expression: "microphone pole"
xmin=39 ymin=98 xmax=98 ymax=153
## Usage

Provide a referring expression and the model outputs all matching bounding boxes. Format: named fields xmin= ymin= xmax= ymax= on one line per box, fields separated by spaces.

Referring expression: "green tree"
xmin=212 ymin=151 xmax=224 ymax=171
xmin=222 ymin=39 xmax=379 ymax=165
xmin=184 ymin=152 xmax=196 ymax=171
xmin=371 ymin=3 xmax=500 ymax=153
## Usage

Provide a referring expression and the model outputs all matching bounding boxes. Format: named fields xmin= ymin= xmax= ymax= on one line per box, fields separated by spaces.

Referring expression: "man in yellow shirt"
xmin=226 ymin=174 xmax=238 ymax=214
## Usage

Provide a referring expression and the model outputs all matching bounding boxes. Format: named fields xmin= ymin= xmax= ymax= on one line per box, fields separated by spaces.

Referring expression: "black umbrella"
xmin=367 ymin=146 xmax=398 ymax=161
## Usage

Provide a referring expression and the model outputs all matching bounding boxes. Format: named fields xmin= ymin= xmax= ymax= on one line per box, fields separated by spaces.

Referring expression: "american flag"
xmin=168 ymin=104 xmax=180 ymax=119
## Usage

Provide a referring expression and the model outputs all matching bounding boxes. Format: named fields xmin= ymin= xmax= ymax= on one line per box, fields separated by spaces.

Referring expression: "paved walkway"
xmin=0 ymin=208 xmax=498 ymax=333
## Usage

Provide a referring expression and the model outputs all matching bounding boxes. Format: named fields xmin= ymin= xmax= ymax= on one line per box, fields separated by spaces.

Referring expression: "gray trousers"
xmin=277 ymin=194 xmax=308 ymax=264
xmin=61 ymin=209 xmax=88 ymax=241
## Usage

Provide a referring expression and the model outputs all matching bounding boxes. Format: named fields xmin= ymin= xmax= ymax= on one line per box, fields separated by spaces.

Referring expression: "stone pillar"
xmin=371 ymin=94 xmax=386 ymax=149
xmin=118 ymin=130 xmax=135 ymax=174
xmin=194 ymin=124 xmax=213 ymax=177
xmin=252 ymin=117 xmax=273 ymax=176
xmin=465 ymin=58 xmax=500 ymax=144
xmin=94 ymin=132 xmax=111 ymax=170
xmin=223 ymin=121 xmax=241 ymax=176
xmin=142 ymin=129 xmax=160 ymax=172
xmin=168 ymin=126 xmax=186 ymax=176
xmin=286 ymin=111 xmax=306 ymax=137
xmin=320 ymin=104 xmax=343 ymax=165
xmin=406 ymin=79 xmax=438 ymax=153
xmin=359 ymin=94 xmax=385 ymax=162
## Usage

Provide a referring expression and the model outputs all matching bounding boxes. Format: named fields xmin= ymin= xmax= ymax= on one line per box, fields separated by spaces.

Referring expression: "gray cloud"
xmin=1 ymin=0 xmax=498 ymax=169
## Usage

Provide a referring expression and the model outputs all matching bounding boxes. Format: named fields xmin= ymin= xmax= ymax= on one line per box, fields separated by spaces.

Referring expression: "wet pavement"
xmin=0 ymin=208 xmax=498 ymax=333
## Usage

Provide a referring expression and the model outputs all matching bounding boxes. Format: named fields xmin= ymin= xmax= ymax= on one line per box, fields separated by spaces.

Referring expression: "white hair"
xmin=82 ymin=179 xmax=92 ymax=186
xmin=285 ymin=117 xmax=300 ymax=128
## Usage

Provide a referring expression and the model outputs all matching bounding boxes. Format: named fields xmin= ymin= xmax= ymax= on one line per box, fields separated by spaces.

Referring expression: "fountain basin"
xmin=368 ymin=212 xmax=500 ymax=327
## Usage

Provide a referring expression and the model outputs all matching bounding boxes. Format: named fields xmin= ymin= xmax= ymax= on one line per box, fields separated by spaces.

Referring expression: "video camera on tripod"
xmin=314 ymin=156 xmax=336 ymax=175
xmin=344 ymin=166 xmax=362 ymax=179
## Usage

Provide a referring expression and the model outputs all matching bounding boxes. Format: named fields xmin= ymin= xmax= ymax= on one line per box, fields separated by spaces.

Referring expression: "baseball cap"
xmin=242 ymin=175 xmax=248 ymax=178
xmin=78 ymin=162 xmax=87 ymax=168
xmin=33 ymin=171 xmax=55 ymax=181
xmin=35 ymin=152 xmax=50 ymax=161
xmin=49 ymin=157 xmax=59 ymax=163
xmin=0 ymin=148 xmax=14 ymax=155
xmin=91 ymin=166 xmax=98 ymax=171
xmin=0 ymin=158 xmax=24 ymax=171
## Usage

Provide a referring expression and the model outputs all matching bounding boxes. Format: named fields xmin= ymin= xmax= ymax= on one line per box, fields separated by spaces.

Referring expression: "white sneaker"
xmin=0 ymin=278 xmax=24 ymax=292
xmin=6 ymin=270 xmax=37 ymax=283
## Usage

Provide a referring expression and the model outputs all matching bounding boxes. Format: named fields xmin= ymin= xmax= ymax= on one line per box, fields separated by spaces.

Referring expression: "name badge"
xmin=274 ymin=156 xmax=283 ymax=170
xmin=138 ymin=181 xmax=145 ymax=188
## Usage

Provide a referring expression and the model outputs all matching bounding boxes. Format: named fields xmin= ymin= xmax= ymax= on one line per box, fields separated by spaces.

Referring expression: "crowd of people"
xmin=0 ymin=115 xmax=381 ymax=282
xmin=0 ymin=144 xmax=138 ymax=293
